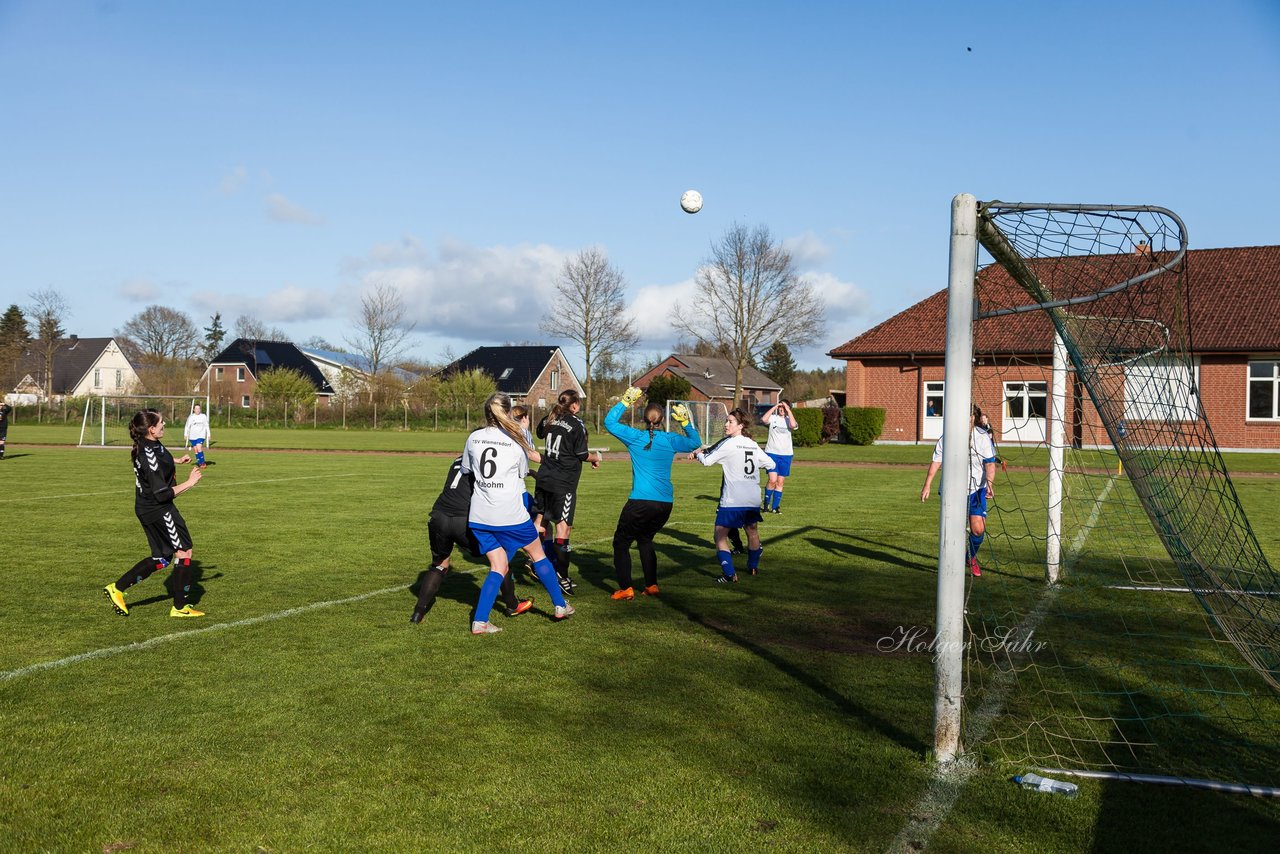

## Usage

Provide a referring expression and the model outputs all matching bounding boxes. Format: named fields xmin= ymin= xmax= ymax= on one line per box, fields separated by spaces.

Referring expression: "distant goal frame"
xmin=78 ymin=394 xmax=210 ymax=448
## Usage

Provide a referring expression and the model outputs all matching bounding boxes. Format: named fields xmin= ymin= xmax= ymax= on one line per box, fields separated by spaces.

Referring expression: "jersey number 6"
xmin=480 ymin=447 xmax=499 ymax=479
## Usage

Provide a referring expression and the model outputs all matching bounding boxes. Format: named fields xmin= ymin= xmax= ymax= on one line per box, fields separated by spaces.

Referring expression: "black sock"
xmin=116 ymin=557 xmax=159 ymax=592
xmin=728 ymin=528 xmax=745 ymax=551
xmin=554 ymin=538 xmax=571 ymax=578
xmin=171 ymin=558 xmax=191 ymax=608
xmin=499 ymin=571 xmax=518 ymax=610
xmin=414 ymin=567 xmax=447 ymax=613
xmin=637 ymin=539 xmax=658 ymax=588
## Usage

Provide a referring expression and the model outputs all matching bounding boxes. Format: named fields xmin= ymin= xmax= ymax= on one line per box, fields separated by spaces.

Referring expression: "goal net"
xmin=79 ymin=395 xmax=210 ymax=448
xmin=663 ymin=399 xmax=728 ymax=446
xmin=935 ymin=197 xmax=1280 ymax=793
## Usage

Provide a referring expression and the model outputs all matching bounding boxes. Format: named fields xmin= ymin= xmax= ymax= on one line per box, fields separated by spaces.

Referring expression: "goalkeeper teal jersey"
xmin=605 ymin=402 xmax=701 ymax=502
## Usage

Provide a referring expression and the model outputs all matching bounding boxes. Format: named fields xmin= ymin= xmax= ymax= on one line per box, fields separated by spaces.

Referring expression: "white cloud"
xmin=265 ymin=192 xmax=325 ymax=225
xmin=783 ymin=231 xmax=833 ymax=267
xmin=217 ymin=166 xmax=248 ymax=196
xmin=118 ymin=278 xmax=159 ymax=302
xmin=625 ymin=278 xmax=698 ymax=347
xmin=189 ymin=283 xmax=340 ymax=324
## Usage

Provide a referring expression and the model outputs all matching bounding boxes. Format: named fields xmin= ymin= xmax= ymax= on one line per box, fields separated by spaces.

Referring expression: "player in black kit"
xmin=410 ymin=454 xmax=534 ymax=623
xmin=0 ymin=400 xmax=11 ymax=459
xmin=534 ymin=390 xmax=600 ymax=595
xmin=103 ymin=409 xmax=205 ymax=617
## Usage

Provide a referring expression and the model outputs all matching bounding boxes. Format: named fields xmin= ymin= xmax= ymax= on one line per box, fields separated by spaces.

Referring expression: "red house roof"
xmin=828 ymin=245 xmax=1280 ymax=358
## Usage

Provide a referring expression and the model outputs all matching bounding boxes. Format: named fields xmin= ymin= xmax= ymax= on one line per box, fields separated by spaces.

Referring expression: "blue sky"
xmin=3 ymin=1 xmax=1278 ymax=374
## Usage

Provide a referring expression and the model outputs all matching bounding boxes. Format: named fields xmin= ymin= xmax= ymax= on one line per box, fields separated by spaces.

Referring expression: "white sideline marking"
xmin=886 ymin=478 xmax=1116 ymax=853
xmin=0 ymin=585 xmax=402 ymax=684
xmin=3 ymin=473 xmax=357 ymax=504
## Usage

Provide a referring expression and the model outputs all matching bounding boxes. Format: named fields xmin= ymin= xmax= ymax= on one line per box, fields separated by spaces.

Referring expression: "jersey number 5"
xmin=744 ymin=453 xmax=756 ymax=476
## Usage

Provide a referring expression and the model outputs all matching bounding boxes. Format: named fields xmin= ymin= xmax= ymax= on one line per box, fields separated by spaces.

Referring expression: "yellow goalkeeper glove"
xmin=620 ymin=386 xmax=643 ymax=407
xmin=670 ymin=403 xmax=691 ymax=427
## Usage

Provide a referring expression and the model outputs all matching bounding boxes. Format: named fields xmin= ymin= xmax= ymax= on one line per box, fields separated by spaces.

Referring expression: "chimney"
xmin=1134 ymin=241 xmax=1151 ymax=256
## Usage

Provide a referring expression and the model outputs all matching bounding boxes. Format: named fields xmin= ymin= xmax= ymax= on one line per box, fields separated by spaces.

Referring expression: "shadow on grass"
xmin=129 ymin=562 xmax=218 ymax=609
xmin=659 ymin=592 xmax=928 ymax=756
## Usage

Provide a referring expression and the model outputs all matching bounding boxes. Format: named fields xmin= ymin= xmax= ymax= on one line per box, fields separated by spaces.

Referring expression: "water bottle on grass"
xmin=1013 ymin=772 xmax=1079 ymax=798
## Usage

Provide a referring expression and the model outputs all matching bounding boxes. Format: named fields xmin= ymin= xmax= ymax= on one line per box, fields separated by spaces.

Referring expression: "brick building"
xmin=439 ymin=346 xmax=582 ymax=411
xmin=829 ymin=245 xmax=1280 ymax=450
xmin=633 ymin=354 xmax=782 ymax=408
xmin=198 ymin=339 xmax=335 ymax=409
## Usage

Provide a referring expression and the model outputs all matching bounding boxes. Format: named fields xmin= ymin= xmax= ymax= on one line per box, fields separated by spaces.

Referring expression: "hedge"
xmin=792 ymin=407 xmax=824 ymax=447
xmin=841 ymin=406 xmax=886 ymax=445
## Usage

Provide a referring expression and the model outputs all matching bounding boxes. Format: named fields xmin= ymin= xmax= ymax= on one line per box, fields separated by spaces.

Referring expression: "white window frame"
xmin=237 ymin=367 xmax=245 ymax=382
xmin=1247 ymin=359 xmax=1280 ymax=421
xmin=1124 ymin=357 xmax=1199 ymax=423
xmin=93 ymin=368 xmax=101 ymax=388
xmin=215 ymin=366 xmax=224 ymax=381
xmin=550 ymin=369 xmax=560 ymax=391
xmin=115 ymin=369 xmax=123 ymax=389
xmin=241 ymin=395 xmax=251 ymax=408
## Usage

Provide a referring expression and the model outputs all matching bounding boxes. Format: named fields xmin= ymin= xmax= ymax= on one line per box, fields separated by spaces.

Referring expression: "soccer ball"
xmin=680 ymin=190 xmax=703 ymax=214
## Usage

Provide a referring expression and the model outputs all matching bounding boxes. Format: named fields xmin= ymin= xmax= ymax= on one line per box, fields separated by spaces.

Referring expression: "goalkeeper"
xmin=603 ymin=389 xmax=701 ymax=600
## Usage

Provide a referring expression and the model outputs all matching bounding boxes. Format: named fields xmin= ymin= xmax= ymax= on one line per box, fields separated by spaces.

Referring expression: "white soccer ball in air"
xmin=680 ymin=190 xmax=703 ymax=214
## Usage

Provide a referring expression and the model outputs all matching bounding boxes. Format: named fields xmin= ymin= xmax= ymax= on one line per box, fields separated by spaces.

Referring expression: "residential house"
xmin=828 ymin=245 xmax=1280 ymax=450
xmin=300 ymin=346 xmax=422 ymax=397
xmin=632 ymin=354 xmax=783 ymax=409
xmin=438 ymin=346 xmax=582 ymax=410
xmin=198 ymin=339 xmax=335 ymax=409
xmin=10 ymin=336 xmax=140 ymax=401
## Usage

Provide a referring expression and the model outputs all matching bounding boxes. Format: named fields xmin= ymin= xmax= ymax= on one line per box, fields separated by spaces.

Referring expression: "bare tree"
xmin=345 ymin=283 xmax=415 ymax=401
xmin=233 ymin=314 xmax=288 ymax=342
xmin=539 ymin=248 xmax=638 ymax=407
xmin=27 ymin=289 xmax=70 ymax=399
xmin=118 ymin=305 xmax=200 ymax=360
xmin=673 ymin=223 xmax=825 ymax=405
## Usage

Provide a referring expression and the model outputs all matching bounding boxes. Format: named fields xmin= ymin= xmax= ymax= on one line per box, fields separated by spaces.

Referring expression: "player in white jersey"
xmin=461 ymin=392 xmax=575 ymax=634
xmin=920 ymin=404 xmax=998 ymax=577
xmin=760 ymin=399 xmax=797 ymax=513
xmin=692 ymin=407 xmax=775 ymax=583
xmin=183 ymin=403 xmax=211 ymax=469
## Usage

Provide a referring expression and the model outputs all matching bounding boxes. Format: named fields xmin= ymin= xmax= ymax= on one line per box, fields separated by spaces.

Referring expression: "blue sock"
xmin=473 ymin=571 xmax=505 ymax=623
xmin=533 ymin=557 xmax=566 ymax=608
xmin=748 ymin=547 xmax=763 ymax=571
xmin=772 ymin=491 xmax=782 ymax=510
xmin=196 ymin=448 xmax=205 ymax=465
xmin=717 ymin=549 xmax=735 ymax=579
xmin=968 ymin=532 xmax=984 ymax=559
xmin=764 ymin=489 xmax=774 ymax=506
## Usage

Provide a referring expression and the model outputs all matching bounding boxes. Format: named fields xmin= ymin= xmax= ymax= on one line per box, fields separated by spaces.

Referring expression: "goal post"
xmin=936 ymin=194 xmax=1280 ymax=793
xmin=79 ymin=394 xmax=210 ymax=448
xmin=663 ymin=399 xmax=729 ymax=446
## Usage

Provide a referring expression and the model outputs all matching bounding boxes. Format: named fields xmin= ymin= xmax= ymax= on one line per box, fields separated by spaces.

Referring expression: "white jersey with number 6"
xmin=461 ymin=426 xmax=530 ymax=527
xmin=699 ymin=435 xmax=776 ymax=509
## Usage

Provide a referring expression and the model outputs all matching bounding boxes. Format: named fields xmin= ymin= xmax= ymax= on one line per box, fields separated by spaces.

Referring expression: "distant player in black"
xmin=103 ymin=409 xmax=205 ymax=617
xmin=0 ymin=401 xmax=10 ymax=459
xmin=410 ymin=454 xmax=534 ymax=623
xmin=534 ymin=389 xmax=601 ymax=594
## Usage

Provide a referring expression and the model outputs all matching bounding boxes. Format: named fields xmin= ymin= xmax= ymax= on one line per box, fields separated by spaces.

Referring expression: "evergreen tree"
xmin=761 ymin=340 xmax=797 ymax=391
xmin=0 ymin=305 xmax=29 ymax=347
xmin=203 ymin=312 xmax=226 ymax=362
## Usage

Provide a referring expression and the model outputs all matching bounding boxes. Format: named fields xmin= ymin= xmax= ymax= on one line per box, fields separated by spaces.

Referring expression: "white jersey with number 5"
xmin=460 ymin=426 xmax=530 ymax=527
xmin=699 ymin=435 xmax=776 ymax=509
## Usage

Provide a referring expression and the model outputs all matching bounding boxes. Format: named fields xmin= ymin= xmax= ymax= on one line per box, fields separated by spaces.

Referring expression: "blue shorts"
xmin=472 ymin=520 xmax=539 ymax=560
xmin=189 ymin=438 xmax=205 ymax=448
xmin=968 ymin=489 xmax=988 ymax=519
xmin=766 ymin=453 xmax=792 ymax=477
xmin=716 ymin=507 xmax=763 ymax=529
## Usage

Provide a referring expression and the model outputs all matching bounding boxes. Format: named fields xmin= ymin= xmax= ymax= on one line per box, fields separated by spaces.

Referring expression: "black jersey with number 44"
xmin=535 ymin=414 xmax=590 ymax=490
xmin=431 ymin=455 xmax=475 ymax=517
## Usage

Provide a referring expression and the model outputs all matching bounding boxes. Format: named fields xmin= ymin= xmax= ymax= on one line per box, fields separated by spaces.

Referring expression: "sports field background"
xmin=2 ymin=431 xmax=1278 ymax=852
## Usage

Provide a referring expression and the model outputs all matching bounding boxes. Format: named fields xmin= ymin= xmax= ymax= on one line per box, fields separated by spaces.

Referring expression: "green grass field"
xmin=2 ymin=434 xmax=1278 ymax=852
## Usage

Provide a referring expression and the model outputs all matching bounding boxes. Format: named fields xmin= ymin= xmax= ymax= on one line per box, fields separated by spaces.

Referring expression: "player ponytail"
xmin=643 ymin=402 xmax=663 ymax=450
xmin=129 ymin=408 xmax=162 ymax=464
xmin=550 ymin=389 xmax=580 ymax=421
xmin=728 ymin=407 xmax=753 ymax=438
xmin=484 ymin=392 xmax=535 ymax=456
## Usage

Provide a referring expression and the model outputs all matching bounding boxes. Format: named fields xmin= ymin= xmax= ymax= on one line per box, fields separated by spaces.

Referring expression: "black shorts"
xmin=613 ymin=499 xmax=673 ymax=544
xmin=428 ymin=511 xmax=480 ymax=563
xmin=535 ymin=486 xmax=578 ymax=526
xmin=139 ymin=508 xmax=192 ymax=558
